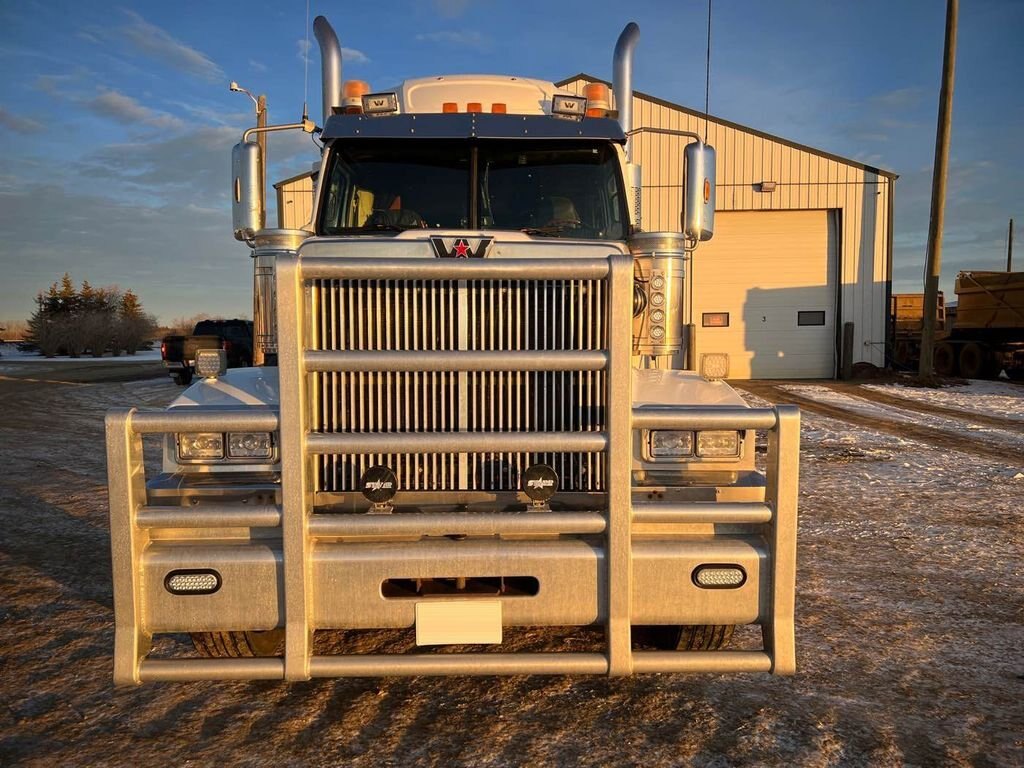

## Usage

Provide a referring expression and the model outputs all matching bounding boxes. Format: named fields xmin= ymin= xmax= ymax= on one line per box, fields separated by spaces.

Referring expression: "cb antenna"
xmin=704 ymin=0 xmax=712 ymax=143
xmin=302 ymin=0 xmax=311 ymax=121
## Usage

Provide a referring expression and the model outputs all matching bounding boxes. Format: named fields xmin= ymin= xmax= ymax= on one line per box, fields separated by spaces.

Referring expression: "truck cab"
xmin=105 ymin=17 xmax=799 ymax=684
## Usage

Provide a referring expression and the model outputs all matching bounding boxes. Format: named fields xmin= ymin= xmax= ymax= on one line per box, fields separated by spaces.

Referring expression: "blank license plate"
xmin=415 ymin=600 xmax=503 ymax=645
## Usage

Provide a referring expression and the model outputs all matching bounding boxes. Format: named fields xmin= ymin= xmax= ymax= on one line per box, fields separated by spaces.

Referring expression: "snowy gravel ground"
xmin=1 ymin=372 xmax=1022 ymax=767
xmin=864 ymin=379 xmax=1024 ymax=422
xmin=777 ymin=384 xmax=1024 ymax=459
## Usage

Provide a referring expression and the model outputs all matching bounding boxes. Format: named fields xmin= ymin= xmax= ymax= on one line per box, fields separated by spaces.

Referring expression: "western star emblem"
xmin=430 ymin=236 xmax=494 ymax=259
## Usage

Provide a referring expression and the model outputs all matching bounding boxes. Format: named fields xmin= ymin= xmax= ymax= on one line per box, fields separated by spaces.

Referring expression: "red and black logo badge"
xmin=430 ymin=236 xmax=494 ymax=259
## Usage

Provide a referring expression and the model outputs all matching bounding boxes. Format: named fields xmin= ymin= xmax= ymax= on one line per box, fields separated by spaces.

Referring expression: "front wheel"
xmin=632 ymin=624 xmax=735 ymax=651
xmin=191 ymin=629 xmax=284 ymax=657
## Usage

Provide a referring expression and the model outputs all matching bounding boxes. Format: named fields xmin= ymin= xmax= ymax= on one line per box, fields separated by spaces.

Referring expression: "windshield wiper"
xmin=520 ymin=226 xmax=565 ymax=238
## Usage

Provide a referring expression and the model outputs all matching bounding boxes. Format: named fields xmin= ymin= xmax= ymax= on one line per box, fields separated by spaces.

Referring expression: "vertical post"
xmin=919 ymin=0 xmax=958 ymax=379
xmin=605 ymin=254 xmax=634 ymax=676
xmin=1008 ymin=218 xmax=1014 ymax=272
xmin=106 ymin=408 xmax=150 ymax=685
xmin=841 ymin=322 xmax=855 ymax=379
xmin=256 ymin=94 xmax=268 ymax=208
xmin=764 ymin=405 xmax=799 ymax=675
xmin=276 ymin=256 xmax=313 ymax=680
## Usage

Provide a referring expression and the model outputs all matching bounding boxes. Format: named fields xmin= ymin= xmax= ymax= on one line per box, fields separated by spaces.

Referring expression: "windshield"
xmin=319 ymin=140 xmax=627 ymax=240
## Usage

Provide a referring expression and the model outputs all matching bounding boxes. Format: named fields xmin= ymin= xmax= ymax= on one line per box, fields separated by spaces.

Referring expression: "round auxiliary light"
xmin=650 ymin=326 xmax=665 ymax=341
xmin=360 ymin=466 xmax=398 ymax=504
xmin=650 ymin=309 xmax=666 ymax=324
xmin=650 ymin=274 xmax=666 ymax=290
xmin=522 ymin=464 xmax=558 ymax=503
xmin=650 ymin=292 xmax=665 ymax=307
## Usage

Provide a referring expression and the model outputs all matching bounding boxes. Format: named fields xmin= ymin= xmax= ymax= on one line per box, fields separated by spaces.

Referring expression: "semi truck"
xmin=106 ymin=17 xmax=800 ymax=684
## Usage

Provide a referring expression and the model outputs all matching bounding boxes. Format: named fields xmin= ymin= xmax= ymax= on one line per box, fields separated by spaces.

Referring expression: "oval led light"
xmin=693 ymin=565 xmax=746 ymax=589
xmin=165 ymin=569 xmax=222 ymax=595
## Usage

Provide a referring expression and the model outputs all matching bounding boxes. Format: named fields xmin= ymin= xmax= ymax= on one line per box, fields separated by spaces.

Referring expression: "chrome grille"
xmin=310 ymin=276 xmax=607 ymax=493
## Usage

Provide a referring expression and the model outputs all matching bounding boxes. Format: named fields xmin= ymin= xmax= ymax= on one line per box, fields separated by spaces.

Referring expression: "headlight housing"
xmin=177 ymin=432 xmax=275 ymax=464
xmin=646 ymin=429 xmax=742 ymax=462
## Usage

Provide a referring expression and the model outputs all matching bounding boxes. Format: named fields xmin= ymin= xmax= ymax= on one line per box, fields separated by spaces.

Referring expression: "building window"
xmin=798 ymin=311 xmax=826 ymax=326
xmin=702 ymin=312 xmax=730 ymax=328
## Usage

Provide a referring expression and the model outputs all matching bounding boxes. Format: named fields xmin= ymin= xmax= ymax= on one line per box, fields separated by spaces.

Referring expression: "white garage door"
xmin=691 ymin=210 xmax=836 ymax=379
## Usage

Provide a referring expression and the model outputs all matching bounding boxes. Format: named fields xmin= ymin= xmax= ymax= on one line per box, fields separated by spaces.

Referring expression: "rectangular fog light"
xmin=195 ymin=349 xmax=227 ymax=378
xmin=228 ymin=432 xmax=273 ymax=459
xmin=696 ymin=430 xmax=740 ymax=458
xmin=178 ymin=432 xmax=225 ymax=460
xmin=649 ymin=430 xmax=694 ymax=458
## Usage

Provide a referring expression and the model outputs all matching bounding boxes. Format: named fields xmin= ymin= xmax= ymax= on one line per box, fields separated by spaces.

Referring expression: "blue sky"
xmin=1 ymin=0 xmax=1021 ymax=325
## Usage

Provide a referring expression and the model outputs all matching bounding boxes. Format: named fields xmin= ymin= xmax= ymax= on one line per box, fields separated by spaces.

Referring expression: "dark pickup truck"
xmin=161 ymin=319 xmax=254 ymax=385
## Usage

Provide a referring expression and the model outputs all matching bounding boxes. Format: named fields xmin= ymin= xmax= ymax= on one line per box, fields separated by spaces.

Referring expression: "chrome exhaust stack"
xmin=313 ymin=15 xmax=342 ymax=126
xmin=613 ymin=23 xmax=642 ymax=229
xmin=613 ymin=22 xmax=640 ymax=161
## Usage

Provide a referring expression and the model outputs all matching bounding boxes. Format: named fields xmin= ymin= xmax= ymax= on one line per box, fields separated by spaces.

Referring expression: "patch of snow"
xmin=0 ymin=342 xmax=161 ymax=363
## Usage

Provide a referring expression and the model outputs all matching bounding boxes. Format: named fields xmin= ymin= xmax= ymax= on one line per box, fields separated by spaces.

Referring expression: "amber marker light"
xmin=342 ymin=80 xmax=370 ymax=113
xmin=491 ymin=102 xmax=507 ymax=114
xmin=442 ymin=102 xmax=458 ymax=113
xmin=584 ymin=82 xmax=611 ymax=117
xmin=466 ymin=102 xmax=483 ymax=113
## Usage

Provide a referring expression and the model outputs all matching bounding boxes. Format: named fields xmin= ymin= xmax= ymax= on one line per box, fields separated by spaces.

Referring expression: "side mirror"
xmin=683 ymin=141 xmax=715 ymax=242
xmin=232 ymin=141 xmax=264 ymax=241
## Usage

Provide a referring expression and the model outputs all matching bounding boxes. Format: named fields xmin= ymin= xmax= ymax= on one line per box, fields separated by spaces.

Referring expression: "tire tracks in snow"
xmin=737 ymin=381 xmax=1023 ymax=465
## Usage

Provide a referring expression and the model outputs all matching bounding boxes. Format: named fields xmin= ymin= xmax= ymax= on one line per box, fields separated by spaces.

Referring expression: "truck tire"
xmin=933 ymin=342 xmax=957 ymax=376
xmin=959 ymin=342 xmax=995 ymax=379
xmin=632 ymin=624 xmax=735 ymax=651
xmin=191 ymin=629 xmax=284 ymax=658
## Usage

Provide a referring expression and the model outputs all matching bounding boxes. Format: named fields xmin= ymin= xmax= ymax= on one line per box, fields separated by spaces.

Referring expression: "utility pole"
xmin=256 ymin=94 xmax=268 ymax=216
xmin=919 ymin=0 xmax=958 ymax=380
xmin=1008 ymin=218 xmax=1014 ymax=271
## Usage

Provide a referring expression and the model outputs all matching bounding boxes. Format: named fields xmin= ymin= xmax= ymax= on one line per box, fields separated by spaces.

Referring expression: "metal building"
xmin=275 ymin=76 xmax=896 ymax=379
xmin=562 ymin=75 xmax=896 ymax=380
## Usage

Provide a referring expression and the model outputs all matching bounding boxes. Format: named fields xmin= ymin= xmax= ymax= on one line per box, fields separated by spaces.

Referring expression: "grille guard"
xmin=106 ymin=253 xmax=799 ymax=683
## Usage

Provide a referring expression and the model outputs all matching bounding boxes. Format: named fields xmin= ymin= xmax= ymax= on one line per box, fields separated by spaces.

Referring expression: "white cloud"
xmin=118 ymin=10 xmax=224 ymax=82
xmin=84 ymin=89 xmax=185 ymax=131
xmin=249 ymin=59 xmax=268 ymax=73
xmin=341 ymin=46 xmax=370 ymax=64
xmin=298 ymin=38 xmax=369 ymax=65
xmin=0 ymin=108 xmax=43 ymax=135
xmin=415 ymin=30 xmax=488 ymax=51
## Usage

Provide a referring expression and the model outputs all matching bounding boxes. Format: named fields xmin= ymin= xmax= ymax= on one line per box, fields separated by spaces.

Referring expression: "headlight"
xmin=649 ymin=430 xmax=694 ymax=458
xmin=696 ymin=430 xmax=740 ymax=458
xmin=228 ymin=432 xmax=274 ymax=459
xmin=177 ymin=433 xmax=225 ymax=460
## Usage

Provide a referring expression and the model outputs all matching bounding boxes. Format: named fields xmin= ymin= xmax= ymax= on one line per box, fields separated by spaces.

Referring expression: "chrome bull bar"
xmin=107 ymin=252 xmax=799 ymax=684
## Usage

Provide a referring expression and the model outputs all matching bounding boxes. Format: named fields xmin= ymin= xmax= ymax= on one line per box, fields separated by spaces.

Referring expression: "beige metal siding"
xmin=564 ymin=78 xmax=891 ymax=369
xmin=275 ymin=173 xmax=316 ymax=230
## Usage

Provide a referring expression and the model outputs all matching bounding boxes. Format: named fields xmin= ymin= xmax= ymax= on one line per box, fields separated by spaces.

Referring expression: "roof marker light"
xmin=443 ymin=102 xmax=458 ymax=113
xmin=466 ymin=102 xmax=482 ymax=113
xmin=491 ymin=103 xmax=507 ymax=114
xmin=362 ymin=92 xmax=399 ymax=115
xmin=552 ymin=94 xmax=587 ymax=121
